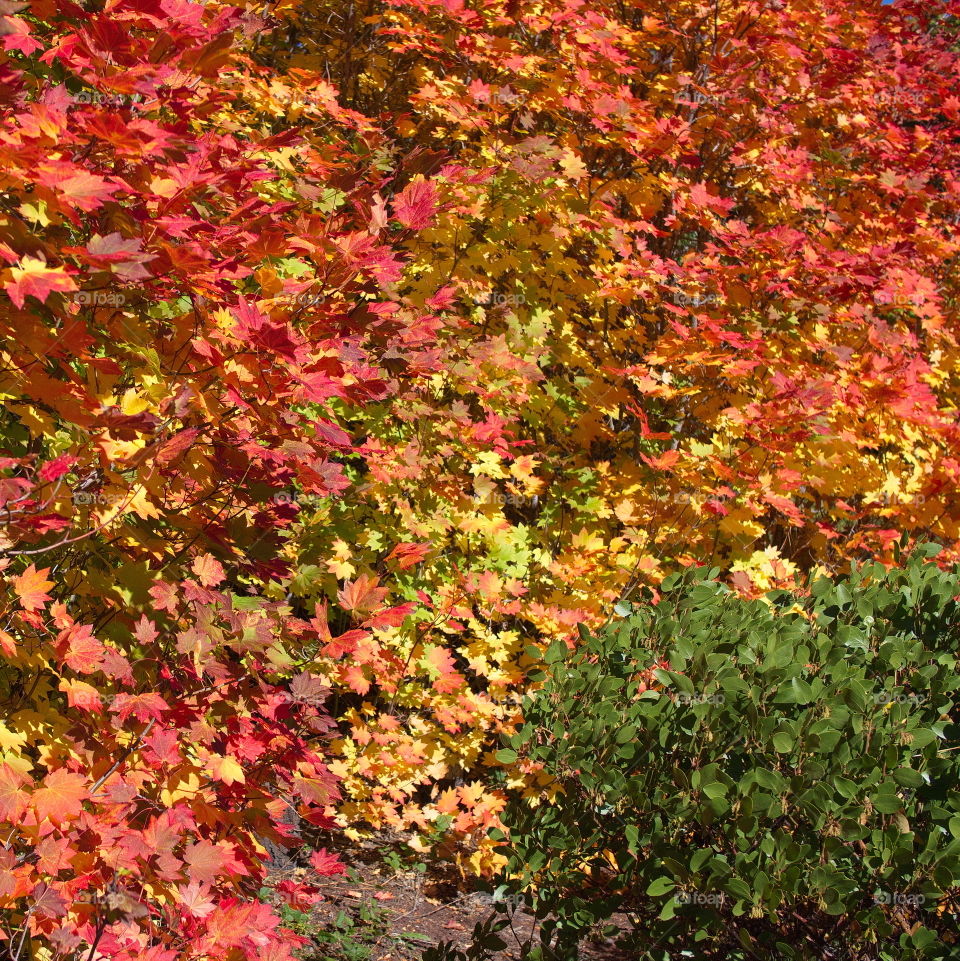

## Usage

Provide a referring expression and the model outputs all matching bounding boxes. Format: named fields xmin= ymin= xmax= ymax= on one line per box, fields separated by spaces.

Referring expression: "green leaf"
xmin=646 ymin=877 xmax=675 ymax=896
xmin=772 ymin=732 xmax=794 ymax=753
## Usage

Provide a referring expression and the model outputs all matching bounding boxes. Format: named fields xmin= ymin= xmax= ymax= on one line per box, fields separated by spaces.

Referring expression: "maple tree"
xmin=248 ymin=0 xmax=960 ymax=871
xmin=0 ymin=0 xmax=441 ymax=957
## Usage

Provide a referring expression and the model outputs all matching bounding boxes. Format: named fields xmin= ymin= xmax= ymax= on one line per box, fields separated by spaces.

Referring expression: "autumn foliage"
xmin=1 ymin=0 xmax=959 ymax=956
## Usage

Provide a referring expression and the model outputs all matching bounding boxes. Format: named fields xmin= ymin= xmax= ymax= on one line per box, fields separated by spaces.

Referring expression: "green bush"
xmin=490 ymin=548 xmax=960 ymax=960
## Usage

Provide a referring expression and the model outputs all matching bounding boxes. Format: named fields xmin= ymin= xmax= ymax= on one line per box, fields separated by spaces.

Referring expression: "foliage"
xmin=488 ymin=548 xmax=960 ymax=959
xmin=235 ymin=0 xmax=960 ymax=864
xmin=0 ymin=0 xmax=441 ymax=958
xmin=4 ymin=3 xmax=960 ymax=959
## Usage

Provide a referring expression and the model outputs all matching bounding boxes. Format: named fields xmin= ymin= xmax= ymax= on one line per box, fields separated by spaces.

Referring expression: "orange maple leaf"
xmin=639 ymin=449 xmax=680 ymax=471
xmin=183 ymin=840 xmax=230 ymax=884
xmin=0 ymin=764 xmax=26 ymax=821
xmin=59 ymin=624 xmax=104 ymax=674
xmin=110 ymin=692 xmax=167 ymax=723
xmin=385 ymin=542 xmax=432 ymax=570
xmin=422 ymin=645 xmax=464 ymax=694
xmin=341 ymin=663 xmax=371 ymax=694
xmin=32 ymin=769 xmax=88 ymax=824
xmin=191 ymin=553 xmax=225 ymax=587
xmin=12 ymin=564 xmax=54 ymax=611
xmin=337 ymin=573 xmax=388 ymax=615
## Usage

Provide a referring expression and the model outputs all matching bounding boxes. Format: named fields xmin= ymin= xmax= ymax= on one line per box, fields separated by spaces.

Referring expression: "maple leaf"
xmin=154 ymin=427 xmax=201 ymax=467
xmin=309 ymin=848 xmax=345 ymax=876
xmin=38 ymin=453 xmax=78 ymax=482
xmin=177 ymin=881 xmax=217 ymax=920
xmin=0 ymin=764 xmax=25 ymax=820
xmin=12 ymin=563 xmax=54 ymax=610
xmin=363 ymin=601 xmax=416 ymax=630
xmin=58 ymin=623 xmax=105 ymax=674
xmin=392 ymin=177 xmax=438 ymax=229
xmin=110 ymin=692 xmax=168 ymax=723
xmin=294 ymin=773 xmax=338 ymax=806
xmin=385 ymin=541 xmax=432 ymax=569
xmin=3 ymin=255 xmax=77 ymax=307
xmin=182 ymin=840 xmax=230 ymax=885
xmin=425 ymin=286 xmax=457 ymax=310
xmin=32 ymin=768 xmax=87 ymax=824
xmin=275 ymin=879 xmax=323 ymax=911
xmin=422 ymin=645 xmax=464 ymax=694
xmin=148 ymin=581 xmax=179 ymax=614
xmin=55 ymin=171 xmax=119 ymax=212
xmin=558 ymin=148 xmax=588 ymax=180
xmin=32 ymin=882 xmax=68 ymax=919
xmin=321 ymin=627 xmax=366 ymax=660
xmin=435 ymin=787 xmax=459 ymax=815
xmin=192 ymin=553 xmax=225 ymax=587
xmin=341 ymin=663 xmax=371 ymax=694
xmin=134 ymin=615 xmax=158 ymax=645
xmin=337 ymin=573 xmax=389 ymax=615
xmin=289 ymin=672 xmax=330 ymax=706
xmin=206 ymin=753 xmax=245 ymax=785
xmin=0 ymin=14 xmax=41 ymax=55
xmin=84 ymin=232 xmax=155 ymax=280
xmin=639 ymin=449 xmax=680 ymax=471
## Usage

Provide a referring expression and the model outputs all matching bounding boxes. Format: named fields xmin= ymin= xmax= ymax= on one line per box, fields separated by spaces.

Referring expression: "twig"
xmin=89 ymin=720 xmax=154 ymax=796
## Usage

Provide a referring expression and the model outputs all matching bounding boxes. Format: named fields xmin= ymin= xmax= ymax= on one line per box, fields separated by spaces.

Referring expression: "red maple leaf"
xmin=111 ymin=692 xmax=168 ymax=723
xmin=393 ymin=178 xmax=438 ymax=229
xmin=3 ymin=257 xmax=77 ymax=308
xmin=309 ymin=848 xmax=345 ymax=877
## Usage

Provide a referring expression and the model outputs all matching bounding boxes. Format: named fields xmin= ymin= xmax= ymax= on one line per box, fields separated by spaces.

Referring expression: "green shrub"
xmin=490 ymin=548 xmax=960 ymax=960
